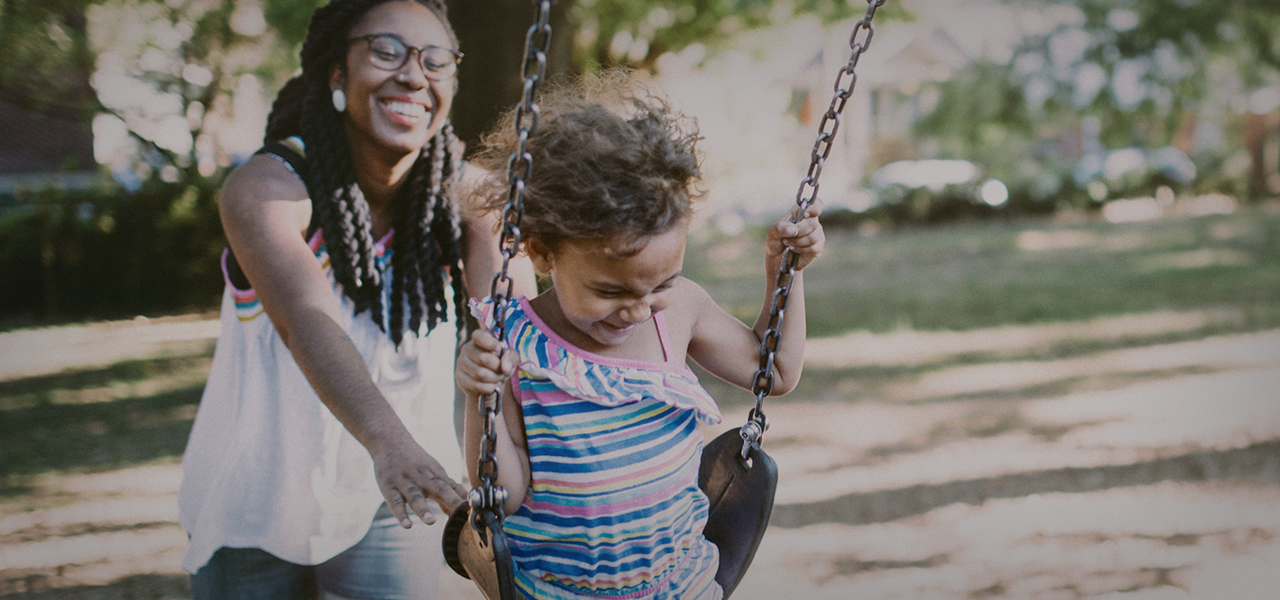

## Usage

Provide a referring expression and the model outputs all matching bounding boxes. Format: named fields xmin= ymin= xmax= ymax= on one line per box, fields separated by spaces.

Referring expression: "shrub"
xmin=0 ymin=179 xmax=226 ymax=328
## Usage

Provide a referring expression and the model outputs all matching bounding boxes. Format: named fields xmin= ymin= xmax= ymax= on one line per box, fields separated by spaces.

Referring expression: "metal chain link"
xmin=742 ymin=0 xmax=885 ymax=459
xmin=472 ymin=0 xmax=555 ymax=528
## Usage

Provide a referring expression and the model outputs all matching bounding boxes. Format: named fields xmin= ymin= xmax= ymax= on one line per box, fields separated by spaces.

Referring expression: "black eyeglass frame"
xmin=348 ymin=33 xmax=463 ymax=79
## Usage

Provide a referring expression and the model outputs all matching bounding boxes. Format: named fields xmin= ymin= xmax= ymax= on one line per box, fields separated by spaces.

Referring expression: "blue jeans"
xmin=191 ymin=505 xmax=444 ymax=600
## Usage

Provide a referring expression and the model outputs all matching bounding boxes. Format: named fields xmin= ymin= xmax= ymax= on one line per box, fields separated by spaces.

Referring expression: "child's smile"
xmin=530 ymin=225 xmax=688 ymax=353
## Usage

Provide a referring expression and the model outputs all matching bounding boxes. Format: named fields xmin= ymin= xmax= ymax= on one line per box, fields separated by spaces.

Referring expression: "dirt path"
xmin=1 ymin=312 xmax=1277 ymax=599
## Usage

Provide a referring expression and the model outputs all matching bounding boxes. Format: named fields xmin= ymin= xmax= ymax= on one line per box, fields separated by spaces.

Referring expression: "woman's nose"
xmin=395 ymin=56 xmax=430 ymax=88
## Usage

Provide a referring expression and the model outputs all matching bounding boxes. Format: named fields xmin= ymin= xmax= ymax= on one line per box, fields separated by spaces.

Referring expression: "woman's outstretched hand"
xmin=371 ymin=436 xmax=469 ymax=528
xmin=766 ymin=197 xmax=826 ymax=271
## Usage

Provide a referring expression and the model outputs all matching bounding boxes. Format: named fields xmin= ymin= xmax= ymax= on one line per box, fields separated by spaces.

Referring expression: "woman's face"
xmin=332 ymin=0 xmax=456 ymax=158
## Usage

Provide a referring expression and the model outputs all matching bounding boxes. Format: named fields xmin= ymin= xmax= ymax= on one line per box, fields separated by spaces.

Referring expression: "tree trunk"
xmin=445 ymin=0 xmax=574 ymax=153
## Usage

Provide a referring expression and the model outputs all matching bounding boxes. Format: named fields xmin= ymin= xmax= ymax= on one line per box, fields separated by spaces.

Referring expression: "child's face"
xmin=531 ymin=225 xmax=688 ymax=349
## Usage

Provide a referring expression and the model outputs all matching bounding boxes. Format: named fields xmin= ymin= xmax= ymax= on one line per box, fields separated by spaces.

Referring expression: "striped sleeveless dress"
xmin=477 ymin=297 xmax=724 ymax=599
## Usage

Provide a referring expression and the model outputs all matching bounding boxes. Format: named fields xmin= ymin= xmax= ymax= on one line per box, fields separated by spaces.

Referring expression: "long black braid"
xmin=263 ymin=0 xmax=467 ymax=346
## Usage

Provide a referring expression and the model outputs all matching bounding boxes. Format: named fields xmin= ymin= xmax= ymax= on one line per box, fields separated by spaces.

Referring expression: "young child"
xmin=456 ymin=72 xmax=824 ymax=600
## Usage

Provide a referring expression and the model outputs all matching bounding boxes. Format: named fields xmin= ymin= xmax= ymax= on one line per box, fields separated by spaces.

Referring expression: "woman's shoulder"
xmin=224 ymin=153 xmax=308 ymax=198
xmin=219 ymin=153 xmax=312 ymax=232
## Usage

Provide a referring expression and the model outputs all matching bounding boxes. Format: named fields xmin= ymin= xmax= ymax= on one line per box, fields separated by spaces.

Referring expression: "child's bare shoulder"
xmin=664 ymin=278 xmax=717 ymax=328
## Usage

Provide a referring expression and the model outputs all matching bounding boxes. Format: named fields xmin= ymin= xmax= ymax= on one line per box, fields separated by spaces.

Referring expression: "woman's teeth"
xmin=386 ymin=101 xmax=426 ymax=117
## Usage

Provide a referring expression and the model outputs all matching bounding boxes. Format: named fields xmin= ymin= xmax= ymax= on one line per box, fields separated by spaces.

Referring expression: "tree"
xmin=87 ymin=0 xmax=294 ymax=186
xmin=910 ymin=0 xmax=1280 ymax=207
xmin=444 ymin=0 xmax=574 ymax=149
xmin=0 ymin=0 xmax=97 ymax=120
xmin=1019 ymin=0 xmax=1280 ymax=197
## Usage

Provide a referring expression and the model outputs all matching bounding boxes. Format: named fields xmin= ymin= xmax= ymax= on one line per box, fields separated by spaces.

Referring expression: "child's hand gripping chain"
xmin=766 ymin=198 xmax=826 ymax=272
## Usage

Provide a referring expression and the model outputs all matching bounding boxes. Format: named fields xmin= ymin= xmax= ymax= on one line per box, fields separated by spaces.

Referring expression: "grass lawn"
xmin=687 ymin=204 xmax=1280 ymax=336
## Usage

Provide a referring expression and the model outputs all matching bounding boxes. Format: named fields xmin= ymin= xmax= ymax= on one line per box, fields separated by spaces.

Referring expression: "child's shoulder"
xmin=663 ymin=277 xmax=716 ymax=327
xmin=672 ymin=276 xmax=711 ymax=301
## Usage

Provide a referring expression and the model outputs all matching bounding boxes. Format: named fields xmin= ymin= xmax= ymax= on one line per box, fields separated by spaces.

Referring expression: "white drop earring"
xmin=331 ymin=89 xmax=347 ymax=113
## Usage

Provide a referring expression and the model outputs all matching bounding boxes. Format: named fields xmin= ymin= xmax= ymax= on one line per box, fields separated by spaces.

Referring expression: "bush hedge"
xmin=0 ymin=179 xmax=227 ymax=330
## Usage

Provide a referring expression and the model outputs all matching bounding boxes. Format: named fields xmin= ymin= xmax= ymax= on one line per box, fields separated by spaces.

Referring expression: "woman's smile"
xmin=381 ymin=97 xmax=430 ymax=126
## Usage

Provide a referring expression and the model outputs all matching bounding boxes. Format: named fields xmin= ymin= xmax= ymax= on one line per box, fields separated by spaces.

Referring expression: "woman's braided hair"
xmin=264 ymin=0 xmax=466 ymax=346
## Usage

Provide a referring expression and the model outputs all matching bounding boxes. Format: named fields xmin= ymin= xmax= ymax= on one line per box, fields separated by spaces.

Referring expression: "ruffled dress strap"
xmin=469 ymin=297 xmax=721 ymax=427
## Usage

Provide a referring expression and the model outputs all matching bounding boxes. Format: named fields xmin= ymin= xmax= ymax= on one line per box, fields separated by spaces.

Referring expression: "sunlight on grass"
xmin=685 ymin=205 xmax=1280 ymax=336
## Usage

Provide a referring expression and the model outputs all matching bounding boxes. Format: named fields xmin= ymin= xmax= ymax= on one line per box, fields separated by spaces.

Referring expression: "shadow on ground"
xmin=0 ymin=574 xmax=188 ymax=600
xmin=774 ymin=439 xmax=1280 ymax=528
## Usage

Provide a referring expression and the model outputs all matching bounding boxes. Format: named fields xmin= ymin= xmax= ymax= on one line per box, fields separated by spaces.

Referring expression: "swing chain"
xmin=743 ymin=0 xmax=884 ymax=461
xmin=475 ymin=0 xmax=555 ymax=527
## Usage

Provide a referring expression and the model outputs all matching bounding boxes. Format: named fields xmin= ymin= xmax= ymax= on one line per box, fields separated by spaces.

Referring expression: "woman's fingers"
xmin=379 ymin=457 xmax=469 ymax=528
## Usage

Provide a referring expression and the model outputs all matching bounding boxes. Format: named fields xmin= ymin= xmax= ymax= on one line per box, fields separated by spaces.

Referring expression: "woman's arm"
xmin=686 ymin=199 xmax=826 ymax=396
xmin=457 ymin=327 xmax=530 ymax=515
xmin=219 ymin=156 xmax=468 ymax=528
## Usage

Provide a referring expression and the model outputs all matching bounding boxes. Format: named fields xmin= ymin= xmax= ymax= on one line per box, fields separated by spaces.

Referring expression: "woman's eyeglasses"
xmin=349 ymin=34 xmax=462 ymax=80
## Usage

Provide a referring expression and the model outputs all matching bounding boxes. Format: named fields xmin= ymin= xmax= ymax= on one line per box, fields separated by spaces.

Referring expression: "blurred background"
xmin=1 ymin=0 xmax=1278 ymax=326
xmin=1 ymin=0 xmax=1278 ymax=598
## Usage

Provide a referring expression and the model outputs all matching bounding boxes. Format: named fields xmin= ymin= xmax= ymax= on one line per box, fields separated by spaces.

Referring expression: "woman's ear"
xmin=329 ymin=64 xmax=346 ymax=94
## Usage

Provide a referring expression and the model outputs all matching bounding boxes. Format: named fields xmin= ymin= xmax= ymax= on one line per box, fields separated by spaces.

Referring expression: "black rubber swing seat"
xmin=699 ymin=427 xmax=779 ymax=598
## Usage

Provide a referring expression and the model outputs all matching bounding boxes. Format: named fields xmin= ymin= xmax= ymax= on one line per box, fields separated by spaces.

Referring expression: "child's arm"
xmin=457 ymin=327 xmax=531 ymax=516
xmin=686 ymin=198 xmax=825 ymax=396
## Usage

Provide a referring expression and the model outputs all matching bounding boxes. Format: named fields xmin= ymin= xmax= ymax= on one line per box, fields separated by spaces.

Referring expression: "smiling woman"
xmin=174 ymin=0 xmax=535 ymax=598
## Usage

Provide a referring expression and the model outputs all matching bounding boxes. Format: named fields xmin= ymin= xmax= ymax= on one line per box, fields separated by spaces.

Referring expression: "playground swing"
xmin=441 ymin=1 xmax=886 ymax=598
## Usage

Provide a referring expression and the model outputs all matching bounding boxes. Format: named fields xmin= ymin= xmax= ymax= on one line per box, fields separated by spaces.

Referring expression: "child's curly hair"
xmin=470 ymin=70 xmax=704 ymax=253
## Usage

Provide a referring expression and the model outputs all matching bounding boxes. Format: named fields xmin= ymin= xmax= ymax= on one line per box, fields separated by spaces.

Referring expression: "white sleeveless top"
xmin=177 ymin=227 xmax=465 ymax=573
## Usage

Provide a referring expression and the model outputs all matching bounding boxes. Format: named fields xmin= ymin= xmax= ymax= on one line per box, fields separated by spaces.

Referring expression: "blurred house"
xmin=788 ymin=22 xmax=971 ymax=213
xmin=0 ymin=100 xmax=101 ymax=210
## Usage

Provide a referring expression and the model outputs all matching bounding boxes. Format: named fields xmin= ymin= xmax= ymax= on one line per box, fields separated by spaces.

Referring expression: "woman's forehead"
xmin=349 ymin=1 xmax=449 ymax=43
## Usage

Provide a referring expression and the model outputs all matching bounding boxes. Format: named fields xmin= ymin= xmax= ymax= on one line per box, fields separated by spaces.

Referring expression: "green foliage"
xmin=0 ymin=181 xmax=226 ymax=328
xmin=85 ymin=0 xmax=291 ymax=183
xmin=904 ymin=0 xmax=1279 ymax=215
xmin=1088 ymin=0 xmax=1280 ymax=75
xmin=263 ymin=0 xmax=328 ymax=47
xmin=573 ymin=0 xmax=907 ymax=70
xmin=907 ymin=60 xmax=1077 ymax=213
xmin=0 ymin=0 xmax=98 ymax=117
xmin=1016 ymin=0 xmax=1280 ymax=142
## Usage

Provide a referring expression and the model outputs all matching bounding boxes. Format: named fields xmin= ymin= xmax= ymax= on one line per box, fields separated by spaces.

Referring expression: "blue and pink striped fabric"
xmin=478 ymin=297 xmax=723 ymax=599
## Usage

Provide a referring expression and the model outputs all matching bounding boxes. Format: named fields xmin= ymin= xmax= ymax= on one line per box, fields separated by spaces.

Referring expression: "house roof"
xmin=0 ymin=100 xmax=95 ymax=175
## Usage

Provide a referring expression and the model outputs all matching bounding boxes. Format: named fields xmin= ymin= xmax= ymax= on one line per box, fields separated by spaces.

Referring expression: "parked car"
xmin=1072 ymin=146 xmax=1197 ymax=202
xmin=863 ymin=159 xmax=1008 ymax=224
